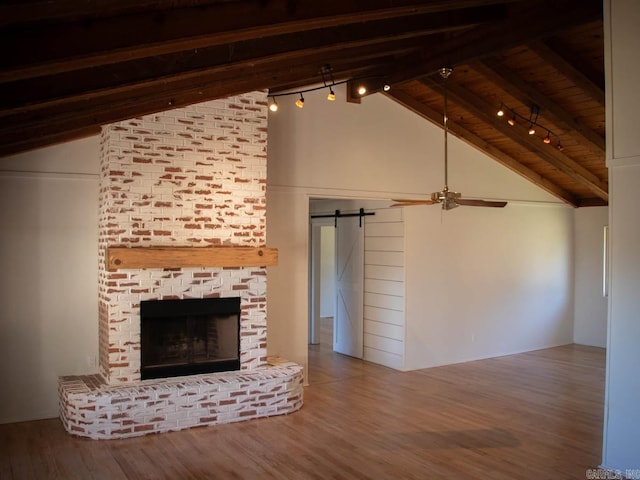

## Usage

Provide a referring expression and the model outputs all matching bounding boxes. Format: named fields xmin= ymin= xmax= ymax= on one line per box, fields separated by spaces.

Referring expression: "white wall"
xmin=0 ymin=136 xmax=100 ymax=176
xmin=267 ymin=83 xmax=572 ymax=377
xmin=404 ymin=204 xmax=574 ymax=370
xmin=0 ymin=136 xmax=100 ymax=423
xmin=266 ymin=188 xmax=311 ymax=372
xmin=602 ymin=0 xmax=640 ymax=470
xmin=573 ymin=206 xmax=608 ymax=348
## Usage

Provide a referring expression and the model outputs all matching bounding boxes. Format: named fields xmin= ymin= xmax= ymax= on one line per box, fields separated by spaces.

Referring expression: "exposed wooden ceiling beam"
xmin=357 ymin=0 xmax=603 ymax=95
xmin=0 ymin=58 xmax=386 ymax=157
xmin=544 ymin=36 xmax=605 ymax=91
xmin=472 ymin=58 xmax=605 ymax=155
xmin=0 ymin=33 xmax=419 ymax=138
xmin=2 ymin=8 xmax=499 ymax=113
xmin=0 ymin=0 xmax=511 ymax=82
xmin=1 ymin=0 xmax=516 ymax=26
xmin=528 ymin=40 xmax=605 ymax=106
xmin=577 ymin=198 xmax=608 ymax=207
xmin=420 ymin=77 xmax=608 ymax=201
xmin=386 ymin=89 xmax=579 ymax=206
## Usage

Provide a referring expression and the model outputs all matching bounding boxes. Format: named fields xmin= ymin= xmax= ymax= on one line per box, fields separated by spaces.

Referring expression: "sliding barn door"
xmin=334 ymin=217 xmax=364 ymax=358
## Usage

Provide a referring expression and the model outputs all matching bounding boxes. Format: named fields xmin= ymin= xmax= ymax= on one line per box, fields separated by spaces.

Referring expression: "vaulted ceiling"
xmin=0 ymin=0 xmax=605 ymax=206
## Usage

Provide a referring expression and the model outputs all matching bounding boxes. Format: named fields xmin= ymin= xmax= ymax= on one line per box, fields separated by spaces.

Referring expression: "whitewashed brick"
xmin=60 ymin=91 xmax=301 ymax=441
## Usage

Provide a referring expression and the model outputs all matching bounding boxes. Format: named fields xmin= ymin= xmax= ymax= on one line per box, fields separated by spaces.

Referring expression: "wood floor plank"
xmin=0 ymin=344 xmax=605 ymax=479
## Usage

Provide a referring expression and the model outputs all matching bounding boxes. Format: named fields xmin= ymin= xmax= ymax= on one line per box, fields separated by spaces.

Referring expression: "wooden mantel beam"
xmin=106 ymin=246 xmax=278 ymax=271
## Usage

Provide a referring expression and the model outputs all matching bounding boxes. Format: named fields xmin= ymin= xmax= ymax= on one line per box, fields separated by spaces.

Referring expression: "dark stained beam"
xmin=472 ymin=58 xmax=605 ymax=155
xmin=0 ymin=35 xmax=418 ymax=133
xmin=0 ymin=0 xmax=221 ymax=25
xmin=544 ymin=36 xmax=605 ymax=91
xmin=0 ymin=0 xmax=516 ymax=26
xmin=385 ymin=89 xmax=579 ymax=206
xmin=420 ymin=77 xmax=608 ymax=201
xmin=0 ymin=58 xmax=384 ymax=157
xmin=357 ymin=0 xmax=603 ymax=95
xmin=1 ymin=8 xmax=497 ymax=113
xmin=0 ymin=0 xmax=512 ymax=82
xmin=0 ymin=36 xmax=424 ymax=115
xmin=528 ymin=40 xmax=605 ymax=106
xmin=577 ymin=198 xmax=608 ymax=207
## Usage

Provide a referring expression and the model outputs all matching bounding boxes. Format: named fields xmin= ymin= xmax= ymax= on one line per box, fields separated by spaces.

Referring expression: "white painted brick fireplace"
xmin=58 ymin=92 xmax=303 ymax=440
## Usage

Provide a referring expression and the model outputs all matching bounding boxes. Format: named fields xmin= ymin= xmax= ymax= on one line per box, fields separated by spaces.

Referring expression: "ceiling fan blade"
xmin=390 ymin=199 xmax=438 ymax=207
xmin=457 ymin=198 xmax=507 ymax=208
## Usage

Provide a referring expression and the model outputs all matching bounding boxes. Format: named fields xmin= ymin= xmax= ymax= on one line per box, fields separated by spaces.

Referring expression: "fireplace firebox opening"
xmin=140 ymin=297 xmax=241 ymax=380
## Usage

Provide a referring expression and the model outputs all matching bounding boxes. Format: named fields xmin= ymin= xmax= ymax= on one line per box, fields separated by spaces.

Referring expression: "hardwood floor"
xmin=0 ymin=342 xmax=605 ymax=479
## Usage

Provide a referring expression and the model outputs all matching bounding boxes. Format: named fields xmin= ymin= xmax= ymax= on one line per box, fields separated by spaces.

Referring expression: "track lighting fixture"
xmin=496 ymin=103 xmax=563 ymax=150
xmin=267 ymin=63 xmax=389 ymax=112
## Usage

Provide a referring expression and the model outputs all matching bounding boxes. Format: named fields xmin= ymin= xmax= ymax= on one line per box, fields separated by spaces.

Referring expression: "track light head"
xmin=500 ymin=102 xmax=559 ymax=147
xmin=327 ymin=89 xmax=336 ymax=101
xmin=383 ymin=83 xmax=391 ymax=92
xmin=269 ymin=97 xmax=279 ymax=112
xmin=357 ymin=85 xmax=367 ymax=95
xmin=439 ymin=67 xmax=453 ymax=80
xmin=295 ymin=94 xmax=305 ymax=109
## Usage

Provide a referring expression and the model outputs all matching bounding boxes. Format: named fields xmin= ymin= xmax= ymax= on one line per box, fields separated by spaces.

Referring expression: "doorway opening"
xmin=308 ymin=198 xmax=406 ymax=382
xmin=310 ymin=222 xmax=336 ymax=350
xmin=309 ymin=200 xmax=367 ymax=358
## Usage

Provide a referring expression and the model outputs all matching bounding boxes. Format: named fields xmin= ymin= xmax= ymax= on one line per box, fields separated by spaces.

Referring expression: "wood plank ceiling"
xmin=0 ymin=0 xmax=606 ymax=206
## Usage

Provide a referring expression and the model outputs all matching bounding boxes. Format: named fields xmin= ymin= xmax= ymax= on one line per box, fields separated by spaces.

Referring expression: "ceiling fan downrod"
xmin=437 ymin=67 xmax=460 ymax=209
xmin=440 ymin=67 xmax=453 ymax=193
xmin=389 ymin=67 xmax=507 ymax=211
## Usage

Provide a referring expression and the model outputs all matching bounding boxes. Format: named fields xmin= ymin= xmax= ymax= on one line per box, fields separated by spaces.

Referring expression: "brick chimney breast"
xmin=97 ymin=93 xmax=268 ymax=385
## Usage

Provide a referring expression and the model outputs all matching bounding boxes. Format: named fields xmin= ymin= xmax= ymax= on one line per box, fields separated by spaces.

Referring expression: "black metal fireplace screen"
xmin=140 ymin=297 xmax=241 ymax=380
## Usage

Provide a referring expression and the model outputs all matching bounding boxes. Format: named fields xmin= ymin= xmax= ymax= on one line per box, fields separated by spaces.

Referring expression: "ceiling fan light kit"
xmin=431 ymin=187 xmax=462 ymax=211
xmin=392 ymin=68 xmax=507 ymax=211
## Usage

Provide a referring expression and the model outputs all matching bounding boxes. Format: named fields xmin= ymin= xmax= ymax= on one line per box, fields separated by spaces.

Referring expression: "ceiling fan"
xmin=391 ymin=67 xmax=507 ymax=210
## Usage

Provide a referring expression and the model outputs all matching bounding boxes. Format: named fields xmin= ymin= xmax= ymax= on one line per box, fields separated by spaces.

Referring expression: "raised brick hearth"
xmin=58 ymin=91 xmax=303 ymax=439
xmin=59 ymin=357 xmax=302 ymax=439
